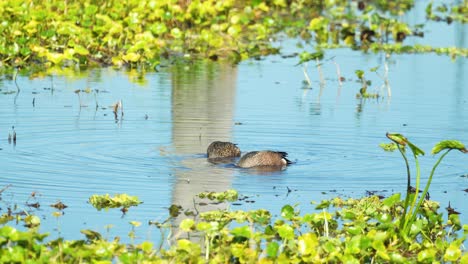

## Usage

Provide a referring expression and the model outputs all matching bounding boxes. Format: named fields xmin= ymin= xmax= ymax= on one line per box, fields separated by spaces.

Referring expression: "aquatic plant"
xmin=426 ymin=1 xmax=468 ymax=24
xmin=0 ymin=0 xmax=466 ymax=71
xmin=88 ymin=193 xmax=142 ymax=211
xmin=1 ymin=191 xmax=467 ymax=262
xmin=383 ymin=133 xmax=467 ymax=238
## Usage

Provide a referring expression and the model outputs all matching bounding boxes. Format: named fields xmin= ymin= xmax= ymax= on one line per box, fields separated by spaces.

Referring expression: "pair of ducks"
xmin=207 ymin=141 xmax=291 ymax=168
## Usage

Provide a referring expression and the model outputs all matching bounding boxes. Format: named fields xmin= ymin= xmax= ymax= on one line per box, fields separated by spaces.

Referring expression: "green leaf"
xmin=122 ymin=52 xmax=141 ymax=62
xmin=281 ymin=205 xmax=295 ymax=220
xmin=432 ymin=140 xmax=467 ymax=154
xmin=24 ymin=215 xmax=41 ymax=228
xmin=73 ymin=45 xmax=89 ymax=56
xmin=298 ymin=233 xmax=318 ymax=255
xmin=417 ymin=248 xmax=436 ymax=262
xmin=88 ymin=193 xmax=141 ymax=210
xmin=407 ymin=141 xmax=425 ymax=156
xmin=355 ymin=70 xmax=364 ymax=79
xmin=444 ymin=243 xmax=461 ymax=261
xmin=266 ymin=242 xmax=279 ymax=257
xmin=180 ymin=219 xmax=195 ymax=232
xmin=380 ymin=142 xmax=397 ymax=152
xmin=386 ymin=133 xmax=408 ymax=146
xmin=170 ymin=28 xmax=182 ymax=39
xmin=140 ymin=241 xmax=153 ymax=253
xmin=382 ymin=193 xmax=401 ymax=207
xmin=177 ymin=239 xmax=201 ymax=255
xmin=315 ymin=199 xmax=330 ymax=209
xmin=276 ymin=224 xmax=294 ymax=240
xmin=230 ymin=226 xmax=251 ymax=238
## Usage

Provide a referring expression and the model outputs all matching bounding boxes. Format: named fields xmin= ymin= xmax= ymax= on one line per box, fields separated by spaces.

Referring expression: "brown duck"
xmin=207 ymin=141 xmax=241 ymax=159
xmin=237 ymin=151 xmax=291 ymax=168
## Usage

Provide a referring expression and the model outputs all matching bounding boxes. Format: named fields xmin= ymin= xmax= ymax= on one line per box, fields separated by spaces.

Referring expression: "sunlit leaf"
xmin=180 ymin=219 xmax=195 ymax=232
xmin=444 ymin=243 xmax=462 ymax=262
xmin=431 ymin=140 xmax=468 ymax=154
xmin=380 ymin=142 xmax=397 ymax=152
xmin=298 ymin=233 xmax=318 ymax=255
xmin=230 ymin=226 xmax=251 ymax=238
xmin=280 ymin=205 xmax=295 ymax=220
xmin=276 ymin=224 xmax=294 ymax=240
xmin=265 ymin=242 xmax=279 ymax=258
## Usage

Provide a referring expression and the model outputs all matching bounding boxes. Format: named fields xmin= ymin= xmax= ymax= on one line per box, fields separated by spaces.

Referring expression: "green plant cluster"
xmin=0 ymin=0 xmax=296 ymax=69
xmin=88 ymin=193 xmax=142 ymax=211
xmin=426 ymin=1 xmax=468 ymax=24
xmin=1 ymin=0 xmax=466 ymax=71
xmin=0 ymin=195 xmax=466 ymax=263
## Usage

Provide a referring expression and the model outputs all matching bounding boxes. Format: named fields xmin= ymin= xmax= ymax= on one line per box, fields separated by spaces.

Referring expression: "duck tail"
xmin=278 ymin=151 xmax=293 ymax=165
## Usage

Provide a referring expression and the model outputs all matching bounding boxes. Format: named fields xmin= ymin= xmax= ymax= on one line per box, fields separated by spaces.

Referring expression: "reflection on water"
xmin=170 ymin=62 xmax=238 ymax=237
xmin=0 ymin=47 xmax=467 ymax=245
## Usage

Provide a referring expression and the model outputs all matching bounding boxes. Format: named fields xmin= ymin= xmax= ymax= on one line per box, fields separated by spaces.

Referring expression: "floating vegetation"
xmin=197 ymin=189 xmax=239 ymax=202
xmin=0 ymin=192 xmax=467 ymax=262
xmin=0 ymin=0 xmax=466 ymax=71
xmin=426 ymin=1 xmax=468 ymax=24
xmin=50 ymin=201 xmax=68 ymax=210
xmin=88 ymin=193 xmax=142 ymax=211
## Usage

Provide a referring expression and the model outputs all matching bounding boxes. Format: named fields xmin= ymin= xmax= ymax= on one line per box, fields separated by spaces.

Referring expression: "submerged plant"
xmin=382 ymin=133 xmax=467 ymax=237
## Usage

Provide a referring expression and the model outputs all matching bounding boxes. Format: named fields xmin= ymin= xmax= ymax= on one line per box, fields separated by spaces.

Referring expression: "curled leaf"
xmin=386 ymin=133 xmax=408 ymax=146
xmin=431 ymin=140 xmax=467 ymax=155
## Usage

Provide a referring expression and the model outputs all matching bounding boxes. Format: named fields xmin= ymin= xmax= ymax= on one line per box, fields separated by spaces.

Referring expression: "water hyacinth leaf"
xmin=73 ymin=45 xmax=89 ymax=56
xmin=266 ymin=242 xmax=279 ymax=257
xmin=180 ymin=219 xmax=195 ymax=232
xmin=280 ymin=204 xmax=295 ymax=220
xmin=345 ymin=235 xmax=361 ymax=254
xmin=170 ymin=28 xmax=183 ymax=39
xmin=196 ymin=221 xmax=219 ymax=232
xmin=346 ymin=225 xmax=363 ymax=235
xmin=249 ymin=209 xmax=271 ymax=224
xmin=139 ymin=241 xmax=153 ymax=254
xmin=198 ymin=189 xmax=238 ymax=202
xmin=122 ymin=52 xmax=141 ymax=62
xmin=177 ymin=239 xmax=201 ymax=255
xmin=230 ymin=226 xmax=251 ymax=238
xmin=417 ymin=248 xmax=436 ymax=262
xmin=24 ymin=215 xmax=40 ymax=228
xmin=276 ymin=224 xmax=294 ymax=240
xmin=315 ymin=199 xmax=330 ymax=209
xmin=444 ymin=243 xmax=461 ymax=262
xmin=382 ymin=193 xmax=401 ymax=207
xmin=297 ymin=50 xmax=324 ymax=65
xmin=298 ymin=233 xmax=318 ymax=255
xmin=431 ymin=140 xmax=468 ymax=154
xmin=88 ymin=193 xmax=141 ymax=210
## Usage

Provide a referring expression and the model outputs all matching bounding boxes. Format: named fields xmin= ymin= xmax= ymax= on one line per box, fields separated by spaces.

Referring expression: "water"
xmin=1 ymin=7 xmax=467 ymax=244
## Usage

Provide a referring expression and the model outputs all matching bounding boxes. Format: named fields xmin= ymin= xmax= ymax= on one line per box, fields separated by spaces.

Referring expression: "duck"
xmin=207 ymin=141 xmax=241 ymax=159
xmin=237 ymin=151 xmax=291 ymax=168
